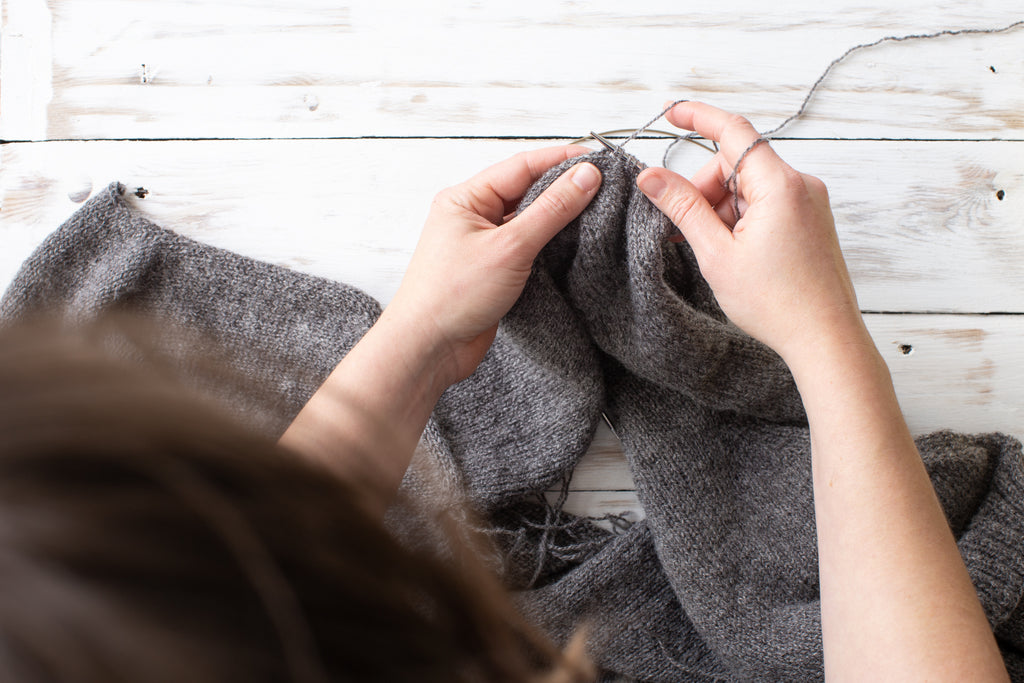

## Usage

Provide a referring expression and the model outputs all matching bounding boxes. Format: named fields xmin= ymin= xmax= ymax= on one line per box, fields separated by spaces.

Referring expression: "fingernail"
xmin=571 ymin=163 xmax=601 ymax=192
xmin=637 ymin=173 xmax=667 ymax=200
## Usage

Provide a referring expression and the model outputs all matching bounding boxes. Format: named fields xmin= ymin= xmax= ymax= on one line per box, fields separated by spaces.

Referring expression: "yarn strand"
xmin=760 ymin=19 xmax=1024 ymax=139
xmin=611 ymin=19 xmax=1024 ymax=219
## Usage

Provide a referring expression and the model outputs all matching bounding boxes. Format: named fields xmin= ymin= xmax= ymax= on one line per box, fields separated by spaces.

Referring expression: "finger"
xmin=712 ymin=192 xmax=748 ymax=228
xmin=713 ymin=196 xmax=736 ymax=227
xmin=689 ymin=152 xmax=732 ymax=207
xmin=636 ymin=167 xmax=731 ymax=262
xmin=664 ymin=101 xmax=786 ymax=185
xmin=456 ymin=145 xmax=590 ymax=222
xmin=504 ymin=161 xmax=602 ymax=258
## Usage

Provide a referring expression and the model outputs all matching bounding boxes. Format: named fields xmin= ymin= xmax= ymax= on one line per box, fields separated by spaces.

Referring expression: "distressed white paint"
xmin=0 ymin=0 xmax=53 ymax=141
xmin=3 ymin=0 xmax=1024 ymax=523
xmin=2 ymin=0 xmax=1022 ymax=140
xmin=2 ymin=138 xmax=1021 ymax=311
xmin=4 ymin=138 xmax=1024 ymax=520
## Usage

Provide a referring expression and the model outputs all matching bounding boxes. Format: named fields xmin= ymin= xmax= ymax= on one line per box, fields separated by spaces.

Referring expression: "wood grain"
xmin=4 ymin=139 xmax=1022 ymax=521
xmin=2 ymin=0 xmax=1022 ymax=141
xmin=4 ymin=0 xmax=1023 ymax=526
xmin=2 ymin=138 xmax=1021 ymax=311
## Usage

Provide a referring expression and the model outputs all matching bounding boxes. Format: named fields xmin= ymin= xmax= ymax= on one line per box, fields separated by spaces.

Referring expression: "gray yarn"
xmin=3 ymin=157 xmax=1024 ymax=681
xmin=647 ymin=19 xmax=1024 ymax=215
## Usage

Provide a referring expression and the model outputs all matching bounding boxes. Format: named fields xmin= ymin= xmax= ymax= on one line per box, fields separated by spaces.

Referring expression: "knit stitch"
xmin=3 ymin=152 xmax=1023 ymax=681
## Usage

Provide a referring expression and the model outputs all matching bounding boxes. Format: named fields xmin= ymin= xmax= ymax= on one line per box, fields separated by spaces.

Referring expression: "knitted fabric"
xmin=3 ymin=151 xmax=1024 ymax=681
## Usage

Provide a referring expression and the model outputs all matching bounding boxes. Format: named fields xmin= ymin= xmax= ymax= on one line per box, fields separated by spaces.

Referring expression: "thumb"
xmin=505 ymin=162 xmax=602 ymax=258
xmin=637 ymin=168 xmax=732 ymax=263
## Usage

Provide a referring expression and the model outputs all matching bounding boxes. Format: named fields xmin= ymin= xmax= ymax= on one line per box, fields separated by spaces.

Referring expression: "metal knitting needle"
xmin=590 ymin=130 xmax=645 ymax=172
xmin=589 ymin=130 xmax=618 ymax=152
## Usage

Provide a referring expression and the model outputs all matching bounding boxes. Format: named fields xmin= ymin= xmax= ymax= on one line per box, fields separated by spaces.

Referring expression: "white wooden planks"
xmin=2 ymin=138 xmax=1021 ymax=311
xmin=3 ymin=0 xmax=1024 ymax=523
xmin=5 ymin=138 xmax=1023 ymax=522
xmin=2 ymin=0 xmax=1023 ymax=141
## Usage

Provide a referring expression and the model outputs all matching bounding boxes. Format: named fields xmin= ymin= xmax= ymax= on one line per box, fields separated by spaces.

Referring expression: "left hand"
xmin=387 ymin=146 xmax=602 ymax=385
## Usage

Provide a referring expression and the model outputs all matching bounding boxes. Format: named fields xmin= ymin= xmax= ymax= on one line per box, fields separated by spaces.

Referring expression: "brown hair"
xmin=0 ymin=315 xmax=594 ymax=683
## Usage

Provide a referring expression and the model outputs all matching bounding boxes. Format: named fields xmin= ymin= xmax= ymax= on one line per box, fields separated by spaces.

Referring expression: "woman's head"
xmin=0 ymin=316 xmax=593 ymax=682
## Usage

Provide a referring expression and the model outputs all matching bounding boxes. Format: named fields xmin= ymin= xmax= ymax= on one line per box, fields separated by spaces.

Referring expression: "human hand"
xmin=387 ymin=146 xmax=602 ymax=385
xmin=636 ymin=101 xmax=870 ymax=370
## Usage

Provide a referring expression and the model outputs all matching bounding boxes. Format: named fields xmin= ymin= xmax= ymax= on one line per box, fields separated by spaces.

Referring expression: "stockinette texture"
xmin=3 ymin=150 xmax=1024 ymax=681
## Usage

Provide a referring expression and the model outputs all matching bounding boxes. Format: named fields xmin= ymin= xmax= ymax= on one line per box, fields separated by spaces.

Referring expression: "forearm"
xmin=277 ymin=147 xmax=599 ymax=513
xmin=278 ymin=305 xmax=453 ymax=511
xmin=786 ymin=323 xmax=1008 ymax=681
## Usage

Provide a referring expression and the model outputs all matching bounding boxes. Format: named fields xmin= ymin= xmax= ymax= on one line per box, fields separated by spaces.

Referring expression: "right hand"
xmin=388 ymin=145 xmax=601 ymax=386
xmin=636 ymin=101 xmax=871 ymax=368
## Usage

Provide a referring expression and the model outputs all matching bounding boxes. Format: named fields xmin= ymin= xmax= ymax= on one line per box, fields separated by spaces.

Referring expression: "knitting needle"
xmin=590 ymin=130 xmax=647 ymax=173
xmin=590 ymin=130 xmax=618 ymax=152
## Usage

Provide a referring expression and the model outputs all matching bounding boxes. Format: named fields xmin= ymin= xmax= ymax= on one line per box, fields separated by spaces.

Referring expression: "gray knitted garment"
xmin=3 ymin=150 xmax=1024 ymax=682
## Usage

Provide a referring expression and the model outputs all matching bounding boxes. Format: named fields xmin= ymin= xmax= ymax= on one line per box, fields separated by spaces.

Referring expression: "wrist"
xmin=279 ymin=301 xmax=455 ymax=507
xmin=781 ymin=315 xmax=881 ymax=389
xmin=784 ymin=322 xmax=910 ymax=463
xmin=373 ymin=303 xmax=459 ymax=395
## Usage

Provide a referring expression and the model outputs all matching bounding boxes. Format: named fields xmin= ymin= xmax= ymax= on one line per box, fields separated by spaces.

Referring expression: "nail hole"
xmin=897 ymin=343 xmax=914 ymax=356
xmin=996 ymin=189 xmax=1005 ymax=201
xmin=134 ymin=187 xmax=149 ymax=198
xmin=989 ymin=65 xmax=997 ymax=73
